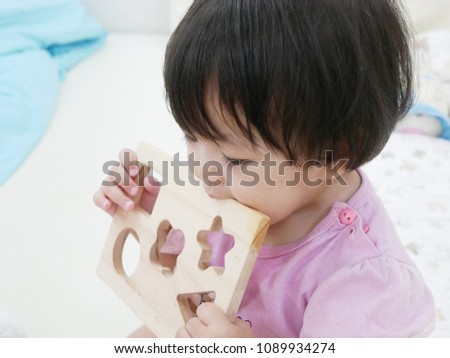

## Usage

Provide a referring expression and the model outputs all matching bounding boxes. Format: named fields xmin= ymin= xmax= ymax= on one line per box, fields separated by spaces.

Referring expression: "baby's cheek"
xmin=237 ymin=188 xmax=278 ymax=217
xmin=231 ymin=184 xmax=263 ymax=208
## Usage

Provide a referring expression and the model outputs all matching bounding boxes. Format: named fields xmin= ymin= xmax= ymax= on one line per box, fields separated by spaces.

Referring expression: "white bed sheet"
xmin=0 ymin=34 xmax=181 ymax=337
xmin=364 ymin=133 xmax=450 ymax=337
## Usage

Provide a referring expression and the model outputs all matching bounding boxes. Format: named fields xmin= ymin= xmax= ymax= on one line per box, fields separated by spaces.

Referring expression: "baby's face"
xmin=186 ymin=134 xmax=332 ymax=226
xmin=184 ymin=90 xmax=337 ymax=227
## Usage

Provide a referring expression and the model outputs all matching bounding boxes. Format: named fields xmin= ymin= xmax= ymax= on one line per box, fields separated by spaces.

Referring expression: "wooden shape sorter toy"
xmin=97 ymin=142 xmax=270 ymax=337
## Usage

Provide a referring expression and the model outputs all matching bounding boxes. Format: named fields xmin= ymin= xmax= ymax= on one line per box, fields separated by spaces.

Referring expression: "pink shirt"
xmin=236 ymin=170 xmax=435 ymax=337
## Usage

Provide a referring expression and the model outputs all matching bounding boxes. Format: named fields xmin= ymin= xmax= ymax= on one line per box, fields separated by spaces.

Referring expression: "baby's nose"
xmin=193 ymin=159 xmax=223 ymax=184
xmin=202 ymin=169 xmax=224 ymax=187
xmin=203 ymin=181 xmax=230 ymax=199
xmin=201 ymin=166 xmax=232 ymax=199
xmin=189 ymin=157 xmax=230 ymax=199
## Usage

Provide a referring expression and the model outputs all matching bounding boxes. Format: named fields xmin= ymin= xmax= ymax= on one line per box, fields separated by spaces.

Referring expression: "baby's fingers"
xmin=119 ymin=148 xmax=143 ymax=178
xmin=93 ymin=189 xmax=116 ymax=216
xmin=103 ymin=164 xmax=139 ymax=196
xmin=101 ymin=184 xmax=135 ymax=212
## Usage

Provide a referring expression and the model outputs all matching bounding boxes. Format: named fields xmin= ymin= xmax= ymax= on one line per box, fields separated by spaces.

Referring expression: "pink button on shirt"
xmin=235 ymin=170 xmax=435 ymax=337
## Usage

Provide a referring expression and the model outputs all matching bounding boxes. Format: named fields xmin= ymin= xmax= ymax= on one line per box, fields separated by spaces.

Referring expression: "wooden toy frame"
xmin=97 ymin=142 xmax=270 ymax=337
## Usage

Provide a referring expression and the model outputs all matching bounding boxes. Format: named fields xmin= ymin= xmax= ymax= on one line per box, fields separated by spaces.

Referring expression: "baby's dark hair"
xmin=164 ymin=0 xmax=414 ymax=170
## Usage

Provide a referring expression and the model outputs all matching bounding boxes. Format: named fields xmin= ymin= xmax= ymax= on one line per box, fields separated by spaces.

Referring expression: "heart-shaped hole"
xmin=149 ymin=220 xmax=185 ymax=277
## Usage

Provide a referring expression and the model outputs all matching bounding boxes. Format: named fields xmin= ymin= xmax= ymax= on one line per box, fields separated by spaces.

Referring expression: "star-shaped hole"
xmin=197 ymin=216 xmax=235 ymax=274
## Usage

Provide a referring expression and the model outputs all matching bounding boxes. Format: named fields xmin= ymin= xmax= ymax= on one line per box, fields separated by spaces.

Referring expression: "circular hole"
xmin=121 ymin=230 xmax=141 ymax=277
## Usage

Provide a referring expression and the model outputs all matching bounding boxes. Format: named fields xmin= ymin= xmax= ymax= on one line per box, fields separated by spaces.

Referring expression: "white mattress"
xmin=364 ymin=133 xmax=450 ymax=337
xmin=0 ymin=34 xmax=182 ymax=337
xmin=0 ymin=33 xmax=449 ymax=337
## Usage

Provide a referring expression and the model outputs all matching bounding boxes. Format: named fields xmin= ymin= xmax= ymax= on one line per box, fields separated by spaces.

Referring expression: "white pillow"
xmin=403 ymin=0 xmax=450 ymax=32
xmin=83 ymin=0 xmax=170 ymax=33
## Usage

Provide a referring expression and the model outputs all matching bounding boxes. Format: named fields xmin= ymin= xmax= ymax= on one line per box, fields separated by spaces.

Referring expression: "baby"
xmin=94 ymin=0 xmax=435 ymax=337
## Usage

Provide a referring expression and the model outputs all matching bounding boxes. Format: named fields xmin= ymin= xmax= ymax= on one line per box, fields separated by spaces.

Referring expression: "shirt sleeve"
xmin=300 ymin=256 xmax=435 ymax=337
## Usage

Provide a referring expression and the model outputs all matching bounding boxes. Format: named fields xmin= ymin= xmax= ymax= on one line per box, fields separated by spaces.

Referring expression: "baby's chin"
xmin=263 ymin=211 xmax=288 ymax=226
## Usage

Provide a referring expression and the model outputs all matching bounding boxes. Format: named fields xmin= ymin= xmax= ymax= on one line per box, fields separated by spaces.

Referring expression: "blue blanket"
xmin=0 ymin=0 xmax=106 ymax=185
xmin=409 ymin=103 xmax=450 ymax=141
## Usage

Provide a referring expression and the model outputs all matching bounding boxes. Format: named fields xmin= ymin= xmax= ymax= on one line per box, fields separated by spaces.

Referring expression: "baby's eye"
xmin=224 ymin=155 xmax=247 ymax=167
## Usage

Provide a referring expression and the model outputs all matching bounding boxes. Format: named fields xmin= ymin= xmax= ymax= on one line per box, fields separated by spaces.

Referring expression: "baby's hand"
xmin=175 ymin=302 xmax=254 ymax=338
xmin=93 ymin=148 xmax=160 ymax=216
